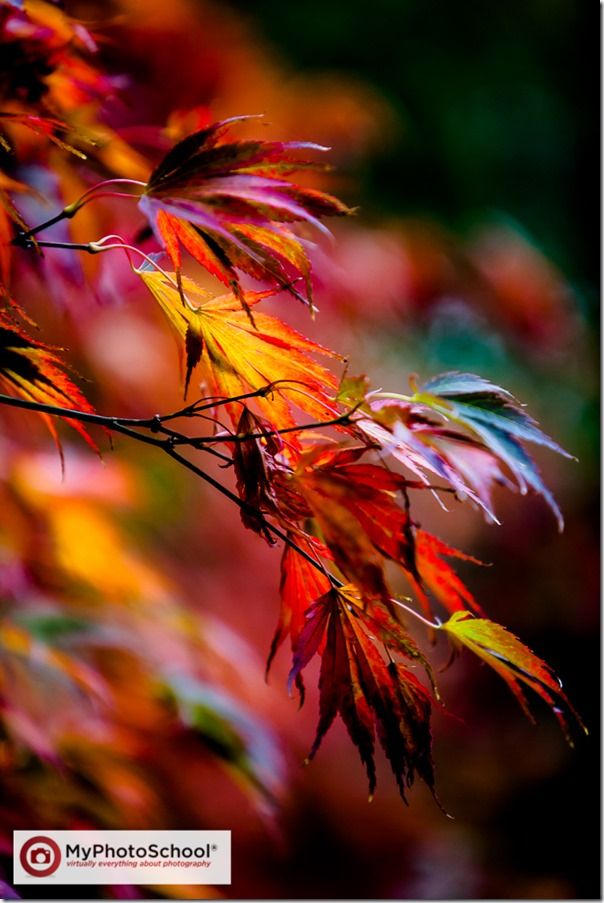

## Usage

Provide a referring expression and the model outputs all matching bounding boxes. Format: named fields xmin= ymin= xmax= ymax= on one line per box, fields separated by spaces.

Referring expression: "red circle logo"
xmin=19 ymin=836 xmax=61 ymax=877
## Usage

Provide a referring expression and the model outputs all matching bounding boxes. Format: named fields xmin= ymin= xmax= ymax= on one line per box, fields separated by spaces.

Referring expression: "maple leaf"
xmin=293 ymin=445 xmax=412 ymax=601
xmin=409 ymin=529 xmax=484 ymax=617
xmin=338 ymin=375 xmax=516 ymax=521
xmin=266 ymin=536 xmax=332 ymax=699
xmin=0 ymin=313 xmax=98 ymax=456
xmin=342 ymin=371 xmax=570 ymax=527
xmin=414 ymin=372 xmax=572 ymax=529
xmin=292 ymin=445 xmax=479 ymax=617
xmin=289 ymin=584 xmax=438 ymax=802
xmin=440 ymin=611 xmax=586 ymax=743
xmin=139 ymin=115 xmax=353 ymax=310
xmin=136 ymin=261 xmax=342 ymax=427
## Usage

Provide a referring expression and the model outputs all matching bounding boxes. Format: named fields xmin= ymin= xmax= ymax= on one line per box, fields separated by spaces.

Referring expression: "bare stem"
xmin=20 ymin=239 xmax=101 ymax=254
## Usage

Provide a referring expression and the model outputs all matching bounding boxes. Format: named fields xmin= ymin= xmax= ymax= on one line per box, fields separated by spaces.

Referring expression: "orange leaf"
xmin=0 ymin=313 xmax=100 ymax=457
xmin=136 ymin=262 xmax=342 ymax=427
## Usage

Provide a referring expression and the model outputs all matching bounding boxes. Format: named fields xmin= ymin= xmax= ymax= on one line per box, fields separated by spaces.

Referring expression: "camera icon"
xmin=19 ymin=836 xmax=61 ymax=877
xmin=29 ymin=846 xmax=52 ymax=865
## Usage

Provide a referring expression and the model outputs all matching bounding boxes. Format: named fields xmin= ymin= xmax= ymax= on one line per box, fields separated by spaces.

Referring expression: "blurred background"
xmin=1 ymin=0 xmax=599 ymax=899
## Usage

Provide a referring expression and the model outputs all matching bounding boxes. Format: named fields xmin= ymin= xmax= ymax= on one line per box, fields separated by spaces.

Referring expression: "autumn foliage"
xmin=0 ymin=1 xmax=588 ymax=896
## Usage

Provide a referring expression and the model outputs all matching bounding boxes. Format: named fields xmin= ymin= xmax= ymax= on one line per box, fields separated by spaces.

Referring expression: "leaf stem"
xmin=391 ymin=597 xmax=441 ymax=630
xmin=12 ymin=179 xmax=145 ymax=244
xmin=369 ymin=391 xmax=415 ymax=404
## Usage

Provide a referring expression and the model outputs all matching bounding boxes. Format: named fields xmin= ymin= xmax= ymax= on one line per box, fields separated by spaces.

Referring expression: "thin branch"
xmin=19 ymin=239 xmax=101 ymax=254
xmin=162 ymin=380 xmax=331 ymax=418
xmin=111 ymin=381 xmax=330 ymax=426
xmin=163 ymin=445 xmax=341 ymax=581
xmin=0 ymin=392 xmax=167 ymax=450
xmin=0 ymin=390 xmax=439 ymax=633
xmin=171 ymin=406 xmax=362 ymax=447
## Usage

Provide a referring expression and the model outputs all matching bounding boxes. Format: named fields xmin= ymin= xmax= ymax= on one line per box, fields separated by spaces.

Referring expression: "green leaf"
xmin=416 ymin=371 xmax=573 ymax=529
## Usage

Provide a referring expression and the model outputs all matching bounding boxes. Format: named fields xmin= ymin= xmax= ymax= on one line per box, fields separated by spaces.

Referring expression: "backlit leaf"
xmin=289 ymin=584 xmax=438 ymax=802
xmin=293 ymin=446 xmax=478 ymax=616
xmin=416 ymin=371 xmax=572 ymax=529
xmin=136 ymin=261 xmax=342 ymax=427
xmin=0 ymin=313 xmax=99 ymax=456
xmin=266 ymin=536 xmax=332 ymax=688
xmin=140 ymin=116 xmax=353 ymax=308
xmin=347 ymin=371 xmax=570 ymax=527
xmin=440 ymin=611 xmax=586 ymax=743
xmin=409 ymin=530 xmax=484 ymax=617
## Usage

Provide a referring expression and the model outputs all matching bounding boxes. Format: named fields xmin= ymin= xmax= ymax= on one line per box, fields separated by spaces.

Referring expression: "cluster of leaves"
xmin=0 ymin=0 xmax=584 ymax=849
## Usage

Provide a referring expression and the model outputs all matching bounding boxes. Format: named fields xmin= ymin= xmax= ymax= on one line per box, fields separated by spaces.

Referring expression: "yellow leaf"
xmin=440 ymin=611 xmax=585 ymax=743
xmin=137 ymin=263 xmax=342 ymax=428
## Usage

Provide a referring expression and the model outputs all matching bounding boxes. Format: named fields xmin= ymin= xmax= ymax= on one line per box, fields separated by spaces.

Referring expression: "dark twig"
xmin=0 ymin=390 xmax=445 ymax=627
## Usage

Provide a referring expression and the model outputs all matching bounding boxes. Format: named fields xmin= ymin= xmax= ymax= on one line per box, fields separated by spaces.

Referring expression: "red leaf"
xmin=409 ymin=529 xmax=484 ymax=617
xmin=267 ymin=536 xmax=332 ymax=684
xmin=141 ymin=116 xmax=353 ymax=309
xmin=295 ymin=448 xmax=416 ymax=602
xmin=289 ymin=585 xmax=438 ymax=802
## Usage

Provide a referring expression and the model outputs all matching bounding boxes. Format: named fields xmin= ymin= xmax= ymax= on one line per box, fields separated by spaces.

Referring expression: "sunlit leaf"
xmin=266 ymin=536 xmax=332 ymax=689
xmin=0 ymin=313 xmax=99 ymax=457
xmin=416 ymin=372 xmax=572 ymax=529
xmin=409 ymin=529 xmax=484 ymax=617
xmin=346 ymin=370 xmax=570 ymax=527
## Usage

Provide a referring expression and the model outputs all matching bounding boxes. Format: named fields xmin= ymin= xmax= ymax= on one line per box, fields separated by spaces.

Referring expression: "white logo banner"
xmin=13 ymin=830 xmax=231 ymax=885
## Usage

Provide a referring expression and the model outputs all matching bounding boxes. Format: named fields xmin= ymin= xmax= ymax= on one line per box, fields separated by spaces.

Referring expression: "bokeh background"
xmin=1 ymin=0 xmax=599 ymax=899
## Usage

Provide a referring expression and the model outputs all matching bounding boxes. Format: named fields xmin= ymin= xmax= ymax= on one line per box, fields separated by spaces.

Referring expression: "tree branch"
xmin=0 ymin=390 xmax=441 ymax=631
